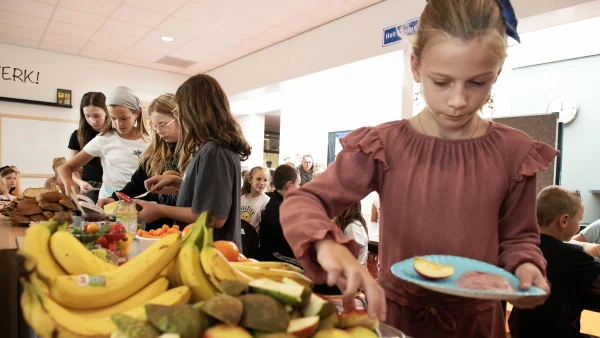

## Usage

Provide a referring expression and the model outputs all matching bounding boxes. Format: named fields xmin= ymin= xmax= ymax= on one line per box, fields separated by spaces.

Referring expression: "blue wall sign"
xmin=382 ymin=19 xmax=418 ymax=47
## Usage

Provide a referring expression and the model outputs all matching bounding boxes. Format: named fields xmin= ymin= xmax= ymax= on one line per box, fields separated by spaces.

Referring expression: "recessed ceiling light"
xmin=161 ymin=36 xmax=174 ymax=42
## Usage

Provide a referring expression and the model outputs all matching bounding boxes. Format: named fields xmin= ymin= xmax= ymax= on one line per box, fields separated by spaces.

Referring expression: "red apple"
xmin=202 ymin=324 xmax=252 ymax=338
xmin=287 ymin=316 xmax=319 ymax=338
xmin=312 ymin=328 xmax=352 ymax=338
xmin=413 ymin=256 xmax=454 ymax=280
xmin=346 ymin=326 xmax=378 ymax=338
xmin=339 ymin=310 xmax=379 ymax=329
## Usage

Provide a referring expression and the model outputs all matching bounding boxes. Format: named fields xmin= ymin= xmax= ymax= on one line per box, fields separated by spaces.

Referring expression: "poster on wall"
xmin=327 ymin=130 xmax=352 ymax=165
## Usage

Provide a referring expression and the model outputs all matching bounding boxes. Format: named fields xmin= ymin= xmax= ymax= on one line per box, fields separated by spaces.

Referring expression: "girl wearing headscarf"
xmin=59 ymin=86 xmax=149 ymax=199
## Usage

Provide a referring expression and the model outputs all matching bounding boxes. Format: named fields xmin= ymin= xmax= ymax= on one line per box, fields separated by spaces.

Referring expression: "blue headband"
xmin=425 ymin=0 xmax=521 ymax=43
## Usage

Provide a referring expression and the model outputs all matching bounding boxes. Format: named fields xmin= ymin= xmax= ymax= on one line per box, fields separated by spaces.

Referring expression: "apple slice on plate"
xmin=413 ymin=256 xmax=455 ymax=280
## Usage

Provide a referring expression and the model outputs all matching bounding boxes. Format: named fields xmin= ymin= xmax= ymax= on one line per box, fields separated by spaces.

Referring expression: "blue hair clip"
xmin=425 ymin=0 xmax=521 ymax=43
xmin=496 ymin=0 xmax=520 ymax=43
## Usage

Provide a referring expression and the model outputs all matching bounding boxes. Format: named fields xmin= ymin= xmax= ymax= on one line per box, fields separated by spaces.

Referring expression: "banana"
xmin=50 ymin=228 xmax=117 ymax=275
xmin=30 ymin=273 xmax=191 ymax=337
xmin=177 ymin=212 xmax=217 ymax=302
xmin=21 ymin=220 xmax=66 ymax=282
xmin=233 ymin=265 xmax=314 ymax=289
xmin=232 ymin=261 xmax=304 ymax=273
xmin=49 ymin=233 xmax=181 ymax=309
xmin=200 ymin=229 xmax=253 ymax=288
xmin=71 ymin=278 xmax=169 ymax=318
xmin=164 ymin=256 xmax=182 ymax=287
xmin=20 ymin=278 xmax=57 ymax=338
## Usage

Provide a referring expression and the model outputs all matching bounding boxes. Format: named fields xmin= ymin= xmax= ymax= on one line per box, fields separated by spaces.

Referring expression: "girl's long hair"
xmin=77 ymin=92 xmax=109 ymax=148
xmin=333 ymin=202 xmax=368 ymax=236
xmin=175 ymin=74 xmax=251 ymax=170
xmin=139 ymin=94 xmax=184 ymax=177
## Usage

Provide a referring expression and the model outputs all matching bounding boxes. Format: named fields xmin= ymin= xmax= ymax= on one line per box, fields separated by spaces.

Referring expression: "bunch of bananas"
xmin=18 ymin=213 xmax=313 ymax=338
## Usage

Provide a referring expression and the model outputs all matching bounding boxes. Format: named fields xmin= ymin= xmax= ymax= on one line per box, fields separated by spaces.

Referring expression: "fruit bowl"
xmin=135 ymin=235 xmax=160 ymax=251
xmin=71 ymin=222 xmax=131 ymax=265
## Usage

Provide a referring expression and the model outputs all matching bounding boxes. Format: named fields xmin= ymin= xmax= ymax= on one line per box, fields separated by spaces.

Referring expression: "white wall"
xmin=508 ymin=55 xmax=600 ymax=223
xmin=0 ymin=43 xmax=189 ymax=190
xmin=236 ymin=114 xmax=265 ymax=170
xmin=209 ymin=0 xmax=596 ymax=96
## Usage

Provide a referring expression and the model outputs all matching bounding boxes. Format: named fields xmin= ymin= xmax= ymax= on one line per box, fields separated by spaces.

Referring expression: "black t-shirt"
xmin=509 ymin=234 xmax=600 ymax=338
xmin=176 ymin=141 xmax=241 ymax=249
xmin=68 ymin=130 xmax=103 ymax=183
xmin=258 ymin=191 xmax=301 ymax=267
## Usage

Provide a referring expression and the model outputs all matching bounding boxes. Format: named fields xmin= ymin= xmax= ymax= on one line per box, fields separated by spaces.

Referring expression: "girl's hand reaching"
xmin=79 ymin=181 xmax=93 ymax=194
xmin=144 ymin=175 xmax=182 ymax=195
xmin=314 ymin=238 xmax=387 ymax=321
xmin=511 ymin=262 xmax=550 ymax=309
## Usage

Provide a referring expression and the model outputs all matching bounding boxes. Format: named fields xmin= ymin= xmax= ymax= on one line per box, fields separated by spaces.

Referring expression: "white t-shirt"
xmin=344 ymin=220 xmax=369 ymax=265
xmin=581 ymin=220 xmax=600 ymax=244
xmin=83 ymin=131 xmax=148 ymax=199
xmin=240 ymin=193 xmax=270 ymax=232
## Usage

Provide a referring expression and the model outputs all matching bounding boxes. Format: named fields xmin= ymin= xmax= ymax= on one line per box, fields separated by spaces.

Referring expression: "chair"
xmin=240 ymin=220 xmax=260 ymax=259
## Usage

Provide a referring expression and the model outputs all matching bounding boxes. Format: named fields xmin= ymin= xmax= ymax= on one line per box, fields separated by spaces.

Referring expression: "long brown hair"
xmin=333 ymin=202 xmax=368 ymax=236
xmin=175 ymin=74 xmax=251 ymax=170
xmin=77 ymin=92 xmax=108 ymax=148
xmin=139 ymin=94 xmax=184 ymax=177
xmin=241 ymin=166 xmax=269 ymax=195
xmin=413 ymin=0 xmax=508 ymax=62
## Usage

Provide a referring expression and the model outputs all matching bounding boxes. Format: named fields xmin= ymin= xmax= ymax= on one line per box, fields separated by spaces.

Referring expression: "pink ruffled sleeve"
xmin=280 ymin=127 xmax=388 ymax=283
xmin=498 ymin=141 xmax=559 ymax=275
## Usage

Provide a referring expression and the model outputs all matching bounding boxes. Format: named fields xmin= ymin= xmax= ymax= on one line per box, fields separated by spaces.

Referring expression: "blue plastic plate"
xmin=391 ymin=255 xmax=547 ymax=301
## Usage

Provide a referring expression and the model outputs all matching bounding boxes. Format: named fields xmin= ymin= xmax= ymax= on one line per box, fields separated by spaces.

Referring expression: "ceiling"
xmin=0 ymin=0 xmax=383 ymax=75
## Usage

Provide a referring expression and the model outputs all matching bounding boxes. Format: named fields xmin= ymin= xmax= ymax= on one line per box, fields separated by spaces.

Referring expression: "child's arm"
xmin=281 ymin=127 xmax=387 ymax=321
xmin=370 ymin=204 xmax=378 ymax=222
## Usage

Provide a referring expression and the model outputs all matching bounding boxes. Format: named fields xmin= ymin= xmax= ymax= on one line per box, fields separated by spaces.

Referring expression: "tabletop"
xmin=0 ymin=216 xmax=27 ymax=250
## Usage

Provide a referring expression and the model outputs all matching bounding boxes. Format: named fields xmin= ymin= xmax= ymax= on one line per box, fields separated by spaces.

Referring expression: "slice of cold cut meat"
xmin=456 ymin=271 xmax=515 ymax=292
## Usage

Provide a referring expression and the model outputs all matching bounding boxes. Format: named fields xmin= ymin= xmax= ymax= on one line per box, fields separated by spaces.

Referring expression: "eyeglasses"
xmin=151 ymin=119 xmax=176 ymax=132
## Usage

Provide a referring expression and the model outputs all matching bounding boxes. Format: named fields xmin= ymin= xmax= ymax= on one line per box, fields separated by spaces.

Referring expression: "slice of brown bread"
xmin=42 ymin=211 xmax=54 ymax=220
xmin=37 ymin=191 xmax=64 ymax=203
xmin=22 ymin=205 xmax=43 ymax=216
xmin=30 ymin=214 xmax=48 ymax=222
xmin=39 ymin=202 xmax=64 ymax=212
xmin=23 ymin=188 xmax=57 ymax=199
xmin=59 ymin=198 xmax=76 ymax=211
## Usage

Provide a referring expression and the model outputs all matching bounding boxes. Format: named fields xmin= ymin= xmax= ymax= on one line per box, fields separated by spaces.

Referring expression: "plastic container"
xmin=71 ymin=222 xmax=130 ymax=265
xmin=135 ymin=235 xmax=161 ymax=251
xmin=115 ymin=201 xmax=137 ymax=235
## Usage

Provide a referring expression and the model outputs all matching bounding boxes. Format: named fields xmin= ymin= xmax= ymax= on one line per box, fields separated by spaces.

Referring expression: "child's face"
xmin=411 ymin=38 xmax=502 ymax=129
xmin=151 ymin=112 xmax=179 ymax=143
xmin=83 ymin=105 xmax=107 ymax=131
xmin=109 ymin=106 xmax=139 ymax=136
xmin=3 ymin=173 xmax=17 ymax=189
xmin=250 ymin=170 xmax=269 ymax=193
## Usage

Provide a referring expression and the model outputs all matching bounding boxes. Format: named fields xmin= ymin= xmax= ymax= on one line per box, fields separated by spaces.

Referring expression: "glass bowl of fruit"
xmin=71 ymin=222 xmax=132 ymax=265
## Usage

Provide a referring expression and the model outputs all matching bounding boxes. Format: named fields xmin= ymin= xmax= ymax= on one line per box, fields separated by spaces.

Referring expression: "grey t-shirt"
xmin=581 ymin=219 xmax=600 ymax=244
xmin=176 ymin=141 xmax=242 ymax=249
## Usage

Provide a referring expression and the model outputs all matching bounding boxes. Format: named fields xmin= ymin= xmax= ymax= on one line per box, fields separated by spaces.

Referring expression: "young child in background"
xmin=509 ymin=186 xmax=600 ymax=338
xmin=60 ymin=86 xmax=149 ymax=199
xmin=280 ymin=0 xmax=557 ymax=336
xmin=259 ymin=164 xmax=302 ymax=267
xmin=68 ymin=92 xmax=108 ymax=203
xmin=0 ymin=166 xmax=18 ymax=196
xmin=333 ymin=202 xmax=369 ymax=266
xmin=142 ymin=74 xmax=251 ymax=248
xmin=100 ymin=94 xmax=183 ymax=231
xmin=0 ymin=177 xmax=14 ymax=202
xmin=241 ymin=166 xmax=271 ymax=232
